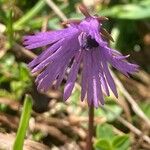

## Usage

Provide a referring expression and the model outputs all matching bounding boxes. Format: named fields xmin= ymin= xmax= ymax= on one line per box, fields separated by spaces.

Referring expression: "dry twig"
xmin=111 ymin=70 xmax=150 ymax=127
xmin=44 ymin=0 xmax=67 ymax=21
xmin=13 ymin=43 xmax=37 ymax=59
xmin=105 ymin=107 xmax=150 ymax=145
xmin=117 ymin=115 xmax=150 ymax=145
xmin=0 ymin=133 xmax=50 ymax=150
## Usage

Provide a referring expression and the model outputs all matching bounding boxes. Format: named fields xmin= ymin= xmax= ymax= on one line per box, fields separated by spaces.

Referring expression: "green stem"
xmin=13 ymin=95 xmax=33 ymax=150
xmin=7 ymin=9 xmax=13 ymax=47
xmin=13 ymin=0 xmax=45 ymax=30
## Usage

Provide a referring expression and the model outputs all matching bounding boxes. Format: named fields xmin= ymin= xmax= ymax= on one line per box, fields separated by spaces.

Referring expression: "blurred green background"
xmin=0 ymin=0 xmax=150 ymax=150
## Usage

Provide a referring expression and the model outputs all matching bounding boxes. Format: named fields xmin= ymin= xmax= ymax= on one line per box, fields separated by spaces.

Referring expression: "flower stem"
xmin=86 ymin=105 xmax=94 ymax=150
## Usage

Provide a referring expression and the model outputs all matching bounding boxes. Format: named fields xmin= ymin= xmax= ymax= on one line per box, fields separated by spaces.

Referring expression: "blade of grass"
xmin=13 ymin=0 xmax=46 ymax=30
xmin=13 ymin=94 xmax=33 ymax=150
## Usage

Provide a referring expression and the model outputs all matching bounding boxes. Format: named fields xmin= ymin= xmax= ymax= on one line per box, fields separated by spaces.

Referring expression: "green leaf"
xmin=32 ymin=131 xmax=45 ymax=142
xmin=112 ymin=135 xmax=130 ymax=150
xmin=13 ymin=94 xmax=33 ymax=150
xmin=0 ymin=103 xmax=8 ymax=112
xmin=100 ymin=3 xmax=150 ymax=20
xmin=48 ymin=18 xmax=61 ymax=30
xmin=110 ymin=21 xmax=139 ymax=52
xmin=95 ymin=100 xmax=122 ymax=122
xmin=94 ymin=139 xmax=113 ymax=150
xmin=139 ymin=101 xmax=150 ymax=118
xmin=0 ymin=53 xmax=32 ymax=99
xmin=96 ymin=123 xmax=115 ymax=140
xmin=70 ymin=88 xmax=80 ymax=104
xmin=0 ymin=89 xmax=15 ymax=99
xmin=19 ymin=63 xmax=31 ymax=82
xmin=10 ymin=81 xmax=25 ymax=99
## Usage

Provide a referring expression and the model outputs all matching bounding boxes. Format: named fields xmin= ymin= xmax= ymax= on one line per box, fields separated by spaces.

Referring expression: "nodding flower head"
xmin=23 ymin=4 xmax=138 ymax=107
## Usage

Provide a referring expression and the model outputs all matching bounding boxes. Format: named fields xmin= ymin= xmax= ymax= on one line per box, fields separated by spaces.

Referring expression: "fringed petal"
xmin=28 ymin=38 xmax=64 ymax=68
xmin=63 ymin=51 xmax=83 ymax=100
xmin=81 ymin=51 xmax=88 ymax=101
xmin=36 ymin=56 xmax=71 ymax=92
xmin=86 ymin=53 xmax=93 ymax=106
xmin=95 ymin=50 xmax=110 ymax=96
xmin=30 ymin=35 xmax=79 ymax=73
xmin=104 ymin=47 xmax=139 ymax=76
xmin=23 ymin=27 xmax=78 ymax=49
xmin=102 ymin=60 xmax=118 ymax=98
xmin=92 ymin=51 xmax=105 ymax=106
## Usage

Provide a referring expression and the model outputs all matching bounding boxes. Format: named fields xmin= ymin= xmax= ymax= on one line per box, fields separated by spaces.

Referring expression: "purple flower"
xmin=23 ymin=5 xmax=138 ymax=107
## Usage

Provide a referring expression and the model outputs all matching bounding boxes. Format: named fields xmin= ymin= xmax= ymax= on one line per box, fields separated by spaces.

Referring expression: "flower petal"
xmin=94 ymin=50 xmax=110 ymax=96
xmin=28 ymin=38 xmax=64 ymax=68
xmin=81 ymin=51 xmax=88 ymax=101
xmin=30 ymin=35 xmax=79 ymax=73
xmin=23 ymin=27 xmax=78 ymax=49
xmin=105 ymin=48 xmax=139 ymax=75
xmin=63 ymin=51 xmax=83 ymax=100
xmin=102 ymin=60 xmax=118 ymax=98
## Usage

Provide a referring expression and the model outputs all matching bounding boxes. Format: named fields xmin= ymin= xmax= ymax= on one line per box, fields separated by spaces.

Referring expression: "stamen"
xmin=78 ymin=4 xmax=91 ymax=17
xmin=97 ymin=16 xmax=109 ymax=21
xmin=62 ymin=19 xmax=81 ymax=26
xmin=101 ymin=28 xmax=114 ymax=42
xmin=94 ymin=14 xmax=109 ymax=21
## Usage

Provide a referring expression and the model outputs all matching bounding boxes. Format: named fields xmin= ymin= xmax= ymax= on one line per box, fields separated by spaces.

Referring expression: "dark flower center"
xmin=82 ymin=35 xmax=99 ymax=50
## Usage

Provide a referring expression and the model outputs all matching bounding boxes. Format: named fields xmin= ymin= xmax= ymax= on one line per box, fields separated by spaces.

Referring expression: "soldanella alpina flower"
xmin=23 ymin=5 xmax=138 ymax=107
